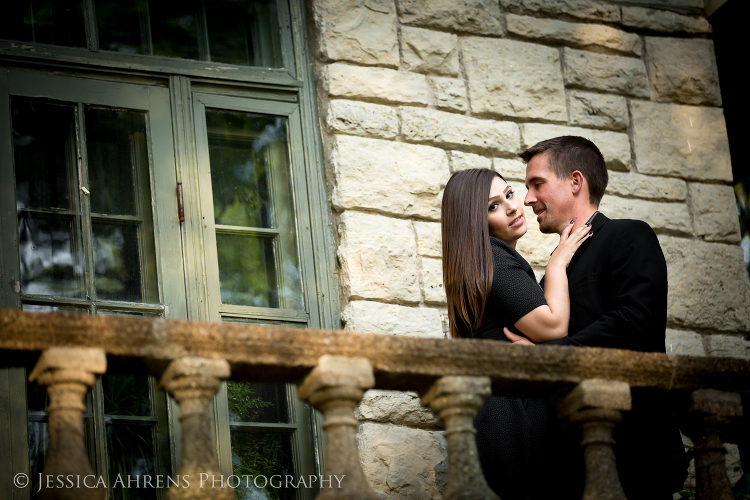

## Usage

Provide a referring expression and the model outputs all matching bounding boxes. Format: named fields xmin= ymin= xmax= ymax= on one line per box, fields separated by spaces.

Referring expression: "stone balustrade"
xmin=1 ymin=309 xmax=748 ymax=500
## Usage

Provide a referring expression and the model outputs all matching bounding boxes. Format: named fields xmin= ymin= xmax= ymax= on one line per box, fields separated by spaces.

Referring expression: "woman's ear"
xmin=571 ymin=170 xmax=584 ymax=196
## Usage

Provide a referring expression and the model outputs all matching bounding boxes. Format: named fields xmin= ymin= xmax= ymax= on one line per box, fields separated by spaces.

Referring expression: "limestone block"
xmin=325 ymin=63 xmax=431 ymax=105
xmin=522 ymin=123 xmax=631 ymax=171
xmin=430 ymin=77 xmax=468 ymax=111
xmin=401 ymin=27 xmax=459 ymax=76
xmin=326 ymin=100 xmax=399 ymax=139
xmin=658 ymin=236 xmax=750 ymax=332
xmin=511 ymin=182 xmax=560 ymax=267
xmin=401 ymin=107 xmax=520 ymax=155
xmin=414 ymin=222 xmax=442 ymax=258
xmin=606 ymin=171 xmax=687 ymax=201
xmin=337 ymin=213 xmax=421 ymax=302
xmin=502 ymin=0 xmax=620 ymax=22
xmin=617 ymin=0 xmax=703 ymax=10
xmin=313 ymin=0 xmax=398 ymax=66
xmin=494 ymin=158 xmax=527 ymax=182
xmin=568 ymin=90 xmax=628 ymax=131
xmin=357 ymin=422 xmax=448 ymax=499
xmin=645 ymin=37 xmax=721 ymax=106
xmin=450 ymin=151 xmax=492 ymax=172
xmin=621 ymin=7 xmax=712 ymax=34
xmin=665 ymin=329 xmax=705 ymax=356
xmin=463 ymin=37 xmax=567 ymax=121
xmin=704 ymin=334 xmax=750 ymax=359
xmin=631 ymin=101 xmax=732 ymax=182
xmin=507 ymin=14 xmax=641 ymax=55
xmin=342 ymin=300 xmax=444 ymax=337
xmin=355 ymin=390 xmax=442 ymax=428
xmin=421 ymin=257 xmax=446 ymax=304
xmin=331 ymin=135 xmax=449 ymax=219
xmin=398 ymin=0 xmax=503 ymax=35
xmin=599 ymin=196 xmax=692 ymax=236
xmin=563 ymin=48 xmax=649 ymax=98
xmin=689 ymin=183 xmax=741 ymax=243
xmin=725 ymin=443 xmax=743 ymax=485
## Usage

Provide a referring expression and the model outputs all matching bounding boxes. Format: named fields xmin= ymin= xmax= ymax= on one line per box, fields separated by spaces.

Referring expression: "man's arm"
xmin=547 ymin=221 xmax=668 ymax=352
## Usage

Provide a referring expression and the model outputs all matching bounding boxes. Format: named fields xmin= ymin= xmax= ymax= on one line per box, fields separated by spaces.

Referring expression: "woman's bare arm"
xmin=513 ymin=224 xmax=592 ymax=343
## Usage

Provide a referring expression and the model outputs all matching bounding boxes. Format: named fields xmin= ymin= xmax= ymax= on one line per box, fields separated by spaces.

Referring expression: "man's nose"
xmin=524 ymin=190 xmax=535 ymax=206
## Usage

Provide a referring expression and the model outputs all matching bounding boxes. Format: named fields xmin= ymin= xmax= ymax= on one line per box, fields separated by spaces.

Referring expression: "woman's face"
xmin=487 ymin=176 xmax=527 ymax=247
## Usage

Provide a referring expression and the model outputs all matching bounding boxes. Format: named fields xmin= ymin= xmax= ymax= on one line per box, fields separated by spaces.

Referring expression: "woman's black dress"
xmin=463 ymin=237 xmax=580 ymax=500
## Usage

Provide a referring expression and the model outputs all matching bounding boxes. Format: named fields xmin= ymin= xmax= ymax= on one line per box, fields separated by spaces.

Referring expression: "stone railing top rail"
xmin=1 ymin=309 xmax=748 ymax=397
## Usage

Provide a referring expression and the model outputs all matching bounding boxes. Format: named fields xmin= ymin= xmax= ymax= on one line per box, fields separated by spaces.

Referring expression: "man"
xmin=504 ymin=136 xmax=687 ymax=499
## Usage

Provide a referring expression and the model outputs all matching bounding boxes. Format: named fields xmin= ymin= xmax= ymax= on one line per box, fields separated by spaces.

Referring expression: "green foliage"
xmin=227 ymin=381 xmax=274 ymax=422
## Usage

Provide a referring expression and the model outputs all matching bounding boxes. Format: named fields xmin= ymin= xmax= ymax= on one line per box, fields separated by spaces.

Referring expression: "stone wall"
xmin=308 ymin=0 xmax=750 ymax=497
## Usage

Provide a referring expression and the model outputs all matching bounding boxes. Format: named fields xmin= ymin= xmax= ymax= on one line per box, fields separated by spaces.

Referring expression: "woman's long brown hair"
xmin=441 ymin=168 xmax=503 ymax=339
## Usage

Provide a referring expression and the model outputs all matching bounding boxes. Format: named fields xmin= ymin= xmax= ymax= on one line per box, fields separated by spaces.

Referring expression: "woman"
xmin=441 ymin=168 xmax=590 ymax=500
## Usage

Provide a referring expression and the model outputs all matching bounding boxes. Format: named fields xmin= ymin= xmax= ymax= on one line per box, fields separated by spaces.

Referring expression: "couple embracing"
xmin=441 ymin=136 xmax=687 ymax=500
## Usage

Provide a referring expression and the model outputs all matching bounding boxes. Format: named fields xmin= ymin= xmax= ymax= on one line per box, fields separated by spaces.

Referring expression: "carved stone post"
xmin=158 ymin=357 xmax=232 ymax=500
xmin=682 ymin=389 xmax=742 ymax=500
xmin=421 ymin=376 xmax=499 ymax=500
xmin=28 ymin=347 xmax=107 ymax=500
xmin=298 ymin=355 xmax=379 ymax=500
xmin=558 ymin=379 xmax=632 ymax=500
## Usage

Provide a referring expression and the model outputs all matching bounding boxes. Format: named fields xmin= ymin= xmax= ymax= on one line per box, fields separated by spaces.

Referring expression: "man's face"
xmin=524 ymin=153 xmax=573 ymax=234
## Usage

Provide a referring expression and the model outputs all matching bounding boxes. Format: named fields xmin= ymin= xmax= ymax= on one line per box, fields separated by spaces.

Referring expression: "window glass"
xmin=93 ymin=0 xmax=283 ymax=67
xmin=206 ymin=109 xmax=303 ymax=310
xmin=11 ymin=100 xmax=158 ymax=303
xmin=230 ymin=430 xmax=295 ymax=500
xmin=0 ymin=0 xmax=86 ymax=48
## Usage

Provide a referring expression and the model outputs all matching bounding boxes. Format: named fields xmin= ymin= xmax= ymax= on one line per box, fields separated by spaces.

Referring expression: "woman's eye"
xmin=506 ymin=190 xmax=514 ymax=199
xmin=489 ymin=203 xmax=498 ymax=211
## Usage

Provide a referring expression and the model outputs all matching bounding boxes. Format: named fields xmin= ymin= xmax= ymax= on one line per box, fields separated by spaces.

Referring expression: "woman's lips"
xmin=510 ymin=215 xmax=524 ymax=227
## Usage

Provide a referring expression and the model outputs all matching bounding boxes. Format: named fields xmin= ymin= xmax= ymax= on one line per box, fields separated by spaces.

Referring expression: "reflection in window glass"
xmin=93 ymin=0 xmax=282 ymax=67
xmin=0 ymin=0 xmax=86 ymax=48
xmin=227 ymin=382 xmax=288 ymax=424
xmin=18 ymin=214 xmax=85 ymax=298
xmin=107 ymin=422 xmax=157 ymax=500
xmin=206 ymin=109 xmax=303 ymax=310
xmin=12 ymin=100 xmax=76 ymax=211
xmin=230 ymin=430 xmax=295 ymax=500
xmin=103 ymin=375 xmax=152 ymax=417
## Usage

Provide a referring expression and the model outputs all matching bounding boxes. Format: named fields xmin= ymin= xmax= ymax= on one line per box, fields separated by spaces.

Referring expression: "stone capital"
xmin=558 ymin=379 xmax=631 ymax=419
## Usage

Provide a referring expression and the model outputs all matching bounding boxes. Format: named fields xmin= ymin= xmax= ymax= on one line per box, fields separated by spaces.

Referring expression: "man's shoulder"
xmin=600 ymin=217 xmax=657 ymax=239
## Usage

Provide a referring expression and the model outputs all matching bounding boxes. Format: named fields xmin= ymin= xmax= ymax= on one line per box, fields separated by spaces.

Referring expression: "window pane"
xmin=95 ymin=0 xmax=148 ymax=55
xmin=205 ymin=0 xmax=282 ymax=67
xmin=149 ymin=0 xmax=201 ymax=60
xmin=227 ymin=382 xmax=288 ymax=424
xmin=0 ymin=0 xmax=86 ymax=47
xmin=206 ymin=110 xmax=283 ymax=229
xmin=230 ymin=430 xmax=295 ymax=500
xmin=93 ymin=222 xmax=156 ymax=302
xmin=18 ymin=213 xmax=84 ymax=298
xmin=28 ymin=420 xmax=49 ymax=480
xmin=216 ymin=233 xmax=277 ymax=307
xmin=107 ymin=422 xmax=157 ymax=500
xmin=85 ymin=108 xmax=148 ymax=217
xmin=103 ymin=375 xmax=152 ymax=417
xmin=12 ymin=100 xmax=76 ymax=211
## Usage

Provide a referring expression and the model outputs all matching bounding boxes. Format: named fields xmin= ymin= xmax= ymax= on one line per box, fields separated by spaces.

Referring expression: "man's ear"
xmin=571 ymin=170 xmax=584 ymax=196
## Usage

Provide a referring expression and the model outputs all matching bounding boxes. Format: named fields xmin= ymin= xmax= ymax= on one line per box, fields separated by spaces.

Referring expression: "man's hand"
xmin=503 ymin=327 xmax=536 ymax=346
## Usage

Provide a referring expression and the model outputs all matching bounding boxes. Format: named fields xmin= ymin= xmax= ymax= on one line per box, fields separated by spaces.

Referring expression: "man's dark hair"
xmin=518 ymin=136 xmax=608 ymax=206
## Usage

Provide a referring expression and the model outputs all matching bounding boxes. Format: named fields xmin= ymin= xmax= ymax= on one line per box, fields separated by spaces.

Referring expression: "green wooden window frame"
xmin=0 ymin=1 xmax=337 ymax=499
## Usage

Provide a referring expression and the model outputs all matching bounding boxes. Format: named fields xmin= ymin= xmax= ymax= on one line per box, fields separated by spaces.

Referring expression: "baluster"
xmin=682 ymin=389 xmax=742 ymax=500
xmin=558 ymin=379 xmax=631 ymax=500
xmin=421 ymin=376 xmax=499 ymax=500
xmin=28 ymin=347 xmax=107 ymax=500
xmin=158 ymin=357 xmax=232 ymax=500
xmin=298 ymin=355 xmax=379 ymax=500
